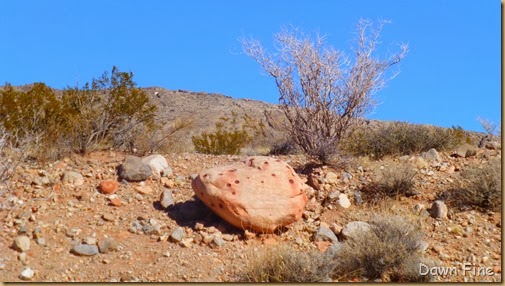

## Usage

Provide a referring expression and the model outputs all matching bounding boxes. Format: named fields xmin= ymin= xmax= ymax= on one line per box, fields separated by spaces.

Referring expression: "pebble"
xmin=102 ymin=213 xmax=115 ymax=222
xmin=160 ymin=189 xmax=175 ymax=208
xmin=13 ymin=235 xmax=30 ymax=252
xmin=36 ymin=237 xmax=46 ymax=246
xmin=71 ymin=244 xmax=99 ymax=256
xmin=98 ymin=238 xmax=119 ymax=253
xmin=210 ymin=236 xmax=226 ymax=248
xmin=66 ymin=228 xmax=82 ymax=238
xmin=170 ymin=227 xmax=185 ymax=242
xmin=20 ymin=267 xmax=34 ymax=280
xmin=180 ymin=238 xmax=193 ymax=248
xmin=430 ymin=200 xmax=448 ymax=220
xmin=83 ymin=236 xmax=97 ymax=245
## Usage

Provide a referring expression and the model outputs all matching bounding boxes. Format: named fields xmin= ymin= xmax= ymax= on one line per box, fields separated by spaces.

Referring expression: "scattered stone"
xmin=410 ymin=156 xmax=428 ymax=169
xmin=341 ymin=171 xmax=352 ymax=183
xmin=12 ymin=235 xmax=30 ymax=252
xmin=66 ymin=228 xmax=82 ymax=238
xmin=335 ymin=193 xmax=351 ymax=209
xmin=221 ymin=234 xmax=234 ymax=242
xmin=62 ymin=171 xmax=84 ymax=186
xmin=324 ymin=172 xmax=338 ymax=184
xmin=134 ymin=185 xmax=153 ymax=195
xmin=432 ymin=245 xmax=443 ymax=254
xmin=117 ymin=155 xmax=152 ymax=182
xmin=98 ymin=238 xmax=119 ymax=253
xmin=170 ymin=227 xmax=185 ymax=243
xmin=330 ymin=223 xmax=343 ymax=236
xmin=180 ymin=238 xmax=194 ymax=248
xmin=142 ymin=224 xmax=161 ymax=235
xmin=36 ymin=237 xmax=46 ymax=246
xmin=102 ymin=213 xmax=115 ymax=222
xmin=191 ymin=156 xmax=308 ymax=233
xmin=325 ymin=241 xmax=345 ymax=256
xmin=421 ymin=148 xmax=441 ymax=162
xmin=430 ymin=200 xmax=448 ymax=220
xmin=340 ymin=221 xmax=372 ymax=240
xmin=18 ymin=226 xmax=29 ymax=235
xmin=141 ymin=154 xmax=169 ymax=177
xmin=109 ymin=197 xmax=122 ymax=207
xmin=313 ymin=226 xmax=339 ymax=243
xmin=307 ymin=174 xmax=321 ymax=191
xmin=210 ymin=236 xmax=226 ymax=248
xmin=159 ymin=189 xmax=175 ymax=208
xmin=83 ymin=237 xmax=97 ymax=245
xmin=71 ymin=244 xmax=99 ymax=256
xmin=451 ymin=144 xmax=477 ymax=158
xmin=20 ymin=267 xmax=34 ymax=280
xmin=99 ymin=180 xmax=118 ymax=194
xmin=315 ymin=241 xmax=332 ymax=252
xmin=353 ymin=191 xmax=363 ymax=205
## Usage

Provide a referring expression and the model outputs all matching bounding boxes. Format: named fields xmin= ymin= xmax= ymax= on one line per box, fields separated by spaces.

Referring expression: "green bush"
xmin=342 ymin=122 xmax=466 ymax=159
xmin=360 ymin=163 xmax=418 ymax=204
xmin=334 ymin=214 xmax=431 ymax=282
xmin=0 ymin=66 xmax=159 ymax=159
xmin=192 ymin=112 xmax=264 ymax=155
xmin=438 ymin=158 xmax=501 ymax=212
xmin=239 ymin=244 xmax=335 ymax=282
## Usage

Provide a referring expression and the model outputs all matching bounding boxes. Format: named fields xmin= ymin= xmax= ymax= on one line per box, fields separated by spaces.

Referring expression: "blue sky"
xmin=0 ymin=0 xmax=500 ymax=133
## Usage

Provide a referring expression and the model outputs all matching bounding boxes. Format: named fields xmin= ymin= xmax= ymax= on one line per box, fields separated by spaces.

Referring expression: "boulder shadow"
xmin=153 ymin=196 xmax=243 ymax=235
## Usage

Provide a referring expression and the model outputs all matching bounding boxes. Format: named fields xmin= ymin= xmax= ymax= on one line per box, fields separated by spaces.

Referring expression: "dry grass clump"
xmin=438 ymin=158 xmax=501 ymax=212
xmin=360 ymin=163 xmax=418 ymax=204
xmin=342 ymin=122 xmax=466 ymax=159
xmin=333 ymin=214 xmax=432 ymax=282
xmin=239 ymin=244 xmax=335 ymax=282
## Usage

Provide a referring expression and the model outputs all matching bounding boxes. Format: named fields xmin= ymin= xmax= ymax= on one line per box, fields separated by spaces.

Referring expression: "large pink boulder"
xmin=191 ymin=156 xmax=308 ymax=233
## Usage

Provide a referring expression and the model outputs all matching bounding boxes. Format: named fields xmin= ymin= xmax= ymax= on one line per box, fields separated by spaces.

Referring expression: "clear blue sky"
xmin=0 ymin=0 xmax=500 ymax=133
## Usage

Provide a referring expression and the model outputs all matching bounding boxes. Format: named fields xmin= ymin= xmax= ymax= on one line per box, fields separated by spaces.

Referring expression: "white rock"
xmin=141 ymin=154 xmax=169 ymax=177
xmin=336 ymin=194 xmax=351 ymax=209
xmin=20 ymin=267 xmax=34 ymax=280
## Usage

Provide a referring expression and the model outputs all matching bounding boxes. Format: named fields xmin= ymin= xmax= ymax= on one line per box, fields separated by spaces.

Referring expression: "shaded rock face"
xmin=117 ymin=155 xmax=152 ymax=182
xmin=191 ymin=156 xmax=308 ymax=233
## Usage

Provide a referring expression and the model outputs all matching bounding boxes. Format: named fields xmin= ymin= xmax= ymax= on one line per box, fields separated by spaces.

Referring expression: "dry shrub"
xmin=360 ymin=163 xmax=418 ymax=204
xmin=239 ymin=244 xmax=335 ymax=282
xmin=438 ymin=158 xmax=501 ymax=212
xmin=268 ymin=138 xmax=299 ymax=155
xmin=333 ymin=214 xmax=432 ymax=282
xmin=342 ymin=122 xmax=466 ymax=159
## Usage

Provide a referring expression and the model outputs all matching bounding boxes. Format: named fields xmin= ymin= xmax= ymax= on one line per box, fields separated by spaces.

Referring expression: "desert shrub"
xmin=61 ymin=66 xmax=158 ymax=153
xmin=242 ymin=20 xmax=408 ymax=163
xmin=192 ymin=112 xmax=265 ymax=155
xmin=342 ymin=122 xmax=465 ymax=159
xmin=333 ymin=214 xmax=431 ymax=282
xmin=130 ymin=118 xmax=192 ymax=155
xmin=438 ymin=158 xmax=501 ymax=212
xmin=239 ymin=244 xmax=335 ymax=282
xmin=359 ymin=163 xmax=418 ymax=204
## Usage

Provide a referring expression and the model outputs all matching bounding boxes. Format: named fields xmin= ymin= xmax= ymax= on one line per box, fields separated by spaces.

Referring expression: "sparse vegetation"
xmin=342 ymin=122 xmax=467 ymax=159
xmin=334 ymin=214 xmax=432 ymax=282
xmin=192 ymin=112 xmax=265 ymax=155
xmin=359 ymin=163 xmax=418 ymax=204
xmin=242 ymin=19 xmax=408 ymax=163
xmin=438 ymin=158 xmax=501 ymax=212
xmin=240 ymin=244 xmax=335 ymax=282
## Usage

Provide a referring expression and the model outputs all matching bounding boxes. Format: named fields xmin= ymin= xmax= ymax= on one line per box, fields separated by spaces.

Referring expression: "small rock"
xmin=71 ymin=244 xmax=99 ymax=256
xmin=415 ymin=240 xmax=429 ymax=252
xmin=66 ymin=228 xmax=82 ymax=238
xmin=432 ymin=245 xmax=443 ymax=254
xmin=109 ymin=197 xmax=122 ymax=207
xmin=324 ymin=172 xmax=338 ymax=184
xmin=353 ymin=191 xmax=363 ymax=205
xmin=421 ymin=148 xmax=441 ymax=162
xmin=62 ymin=171 xmax=84 ymax=186
xmin=340 ymin=221 xmax=372 ymax=240
xmin=20 ymin=267 xmax=34 ymax=280
xmin=98 ymin=238 xmax=119 ymax=253
xmin=330 ymin=223 xmax=343 ymax=235
xmin=99 ymin=180 xmax=118 ymax=194
xmin=180 ymin=238 xmax=193 ymax=248
xmin=222 ymin=234 xmax=234 ymax=241
xmin=335 ymin=194 xmax=351 ymax=209
xmin=170 ymin=227 xmax=185 ymax=243
xmin=102 ymin=213 xmax=115 ymax=222
xmin=134 ymin=185 xmax=153 ymax=195
xmin=159 ymin=189 xmax=174 ymax=208
xmin=142 ymin=224 xmax=161 ymax=235
xmin=430 ymin=200 xmax=448 ymax=220
xmin=12 ymin=235 xmax=30 ymax=252
xmin=313 ymin=226 xmax=339 ymax=243
xmin=210 ymin=236 xmax=226 ymax=248
xmin=315 ymin=241 xmax=331 ymax=252
xmin=36 ymin=237 xmax=46 ymax=246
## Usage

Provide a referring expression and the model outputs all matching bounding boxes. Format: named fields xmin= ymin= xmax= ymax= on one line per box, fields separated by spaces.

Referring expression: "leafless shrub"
xmin=241 ymin=19 xmax=408 ymax=163
xmin=438 ymin=158 xmax=501 ymax=212
xmin=239 ymin=244 xmax=335 ymax=282
xmin=477 ymin=116 xmax=501 ymax=139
